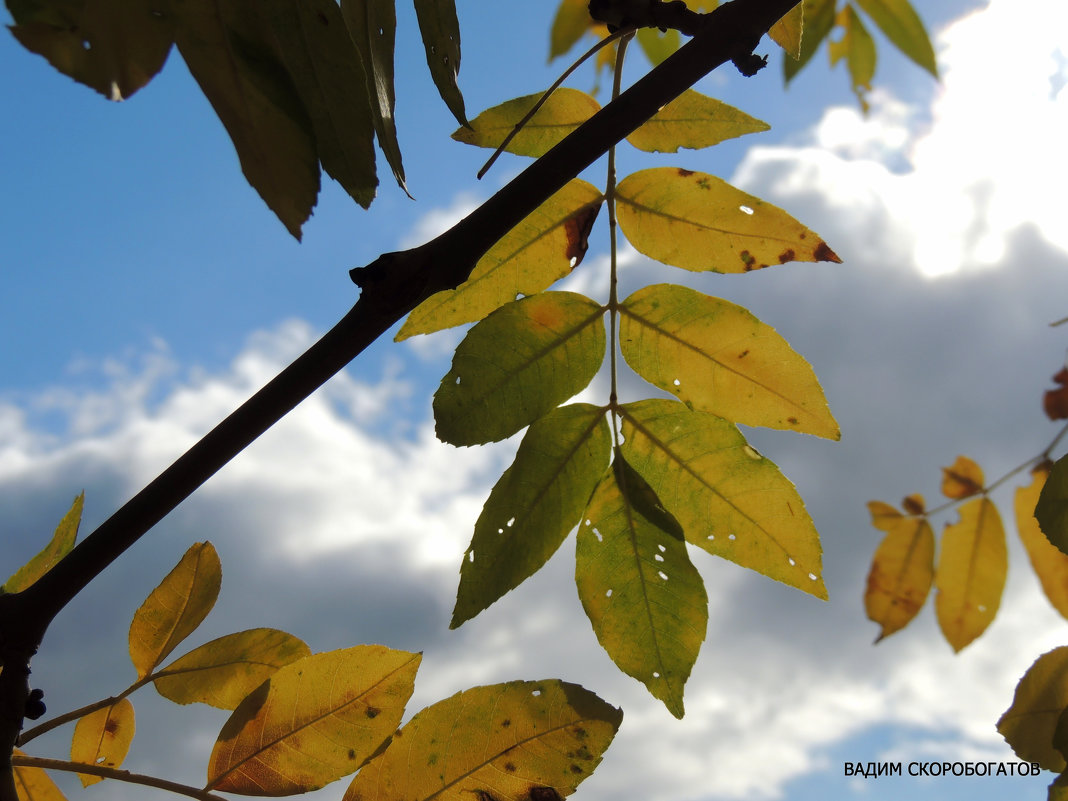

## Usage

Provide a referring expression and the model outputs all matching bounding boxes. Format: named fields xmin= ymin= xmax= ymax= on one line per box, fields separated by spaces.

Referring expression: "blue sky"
xmin=3 ymin=1 xmax=1068 ymax=800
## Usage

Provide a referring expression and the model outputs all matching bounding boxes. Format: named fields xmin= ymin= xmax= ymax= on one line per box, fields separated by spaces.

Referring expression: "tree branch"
xmin=11 ymin=755 xmax=229 ymax=801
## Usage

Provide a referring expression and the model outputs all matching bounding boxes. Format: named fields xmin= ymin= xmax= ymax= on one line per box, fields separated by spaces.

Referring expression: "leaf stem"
xmin=16 ymin=676 xmax=148 ymax=747
xmin=606 ymin=32 xmax=632 ymax=434
xmin=11 ymin=755 xmax=229 ymax=801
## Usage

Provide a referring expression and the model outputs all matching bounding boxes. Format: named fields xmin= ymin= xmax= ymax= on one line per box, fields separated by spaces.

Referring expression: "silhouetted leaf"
xmin=864 ymin=502 xmax=934 ymax=641
xmin=998 ymin=646 xmax=1068 ymax=771
xmin=636 ymin=26 xmax=680 ymax=65
xmin=854 ymin=0 xmax=937 ymax=76
xmin=1036 ymin=454 xmax=1068 ymax=557
xmin=2 ymin=492 xmax=82 ymax=594
xmin=1016 ymin=464 xmax=1068 ymax=620
xmin=414 ymin=0 xmax=467 ymax=127
xmin=549 ymin=0 xmax=593 ymax=60
xmin=626 ymin=90 xmax=769 ymax=153
xmin=71 ymin=699 xmax=135 ymax=787
xmin=453 ymin=88 xmax=600 ymax=157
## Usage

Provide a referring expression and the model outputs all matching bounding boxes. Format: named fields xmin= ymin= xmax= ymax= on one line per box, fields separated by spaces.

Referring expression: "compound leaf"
xmin=452 ymin=88 xmax=600 ymax=157
xmin=2 ymin=492 xmax=82 ymax=594
xmin=342 ymin=680 xmax=622 ymax=801
xmin=619 ymin=284 xmax=838 ymax=438
xmin=1016 ymin=464 xmax=1068 ymax=620
xmin=998 ymin=646 xmax=1068 ymax=772
xmin=615 ymin=167 xmax=840 ymax=273
xmin=207 ymin=646 xmax=420 ymax=795
xmin=626 ymin=90 xmax=769 ymax=153
xmin=70 ymin=699 xmax=135 ymax=787
xmin=619 ymin=399 xmax=827 ymax=598
xmin=863 ymin=502 xmax=934 ymax=641
xmin=853 ymin=0 xmax=937 ymax=76
xmin=413 ymin=0 xmax=467 ymax=127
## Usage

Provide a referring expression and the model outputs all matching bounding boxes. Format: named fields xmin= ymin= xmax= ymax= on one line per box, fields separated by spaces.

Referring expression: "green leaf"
xmin=452 ymin=404 xmax=611 ymax=627
xmin=263 ymin=0 xmax=377 ymax=209
xmin=549 ymin=0 xmax=593 ymax=60
xmin=615 ymin=167 xmax=841 ymax=273
xmin=340 ymin=0 xmax=407 ymax=193
xmin=1036 ymin=454 xmax=1068 ymax=557
xmin=784 ymin=0 xmax=836 ymax=83
xmin=830 ymin=6 xmax=877 ymax=111
xmin=9 ymin=0 xmax=174 ymax=100
xmin=71 ymin=699 xmax=135 ymax=786
xmin=413 ymin=0 xmax=467 ymax=127
xmin=170 ymin=0 xmax=319 ymax=239
xmin=619 ymin=399 xmax=827 ymax=598
xmin=998 ymin=646 xmax=1068 ymax=772
xmin=626 ymin=90 xmax=769 ymax=153
xmin=397 ymin=179 xmax=603 ymax=339
xmin=2 ymin=492 xmax=82 ymax=594
xmin=433 ymin=292 xmax=606 ymax=445
xmin=576 ymin=462 xmax=708 ymax=718
xmin=853 ymin=0 xmax=937 ymax=76
xmin=342 ymin=680 xmax=622 ymax=801
xmin=619 ymin=284 xmax=839 ymax=438
xmin=452 ymin=88 xmax=601 ymax=158
xmin=636 ymin=26 xmax=680 ymax=66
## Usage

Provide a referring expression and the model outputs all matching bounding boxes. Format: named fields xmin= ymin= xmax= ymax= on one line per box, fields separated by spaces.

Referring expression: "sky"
xmin=2 ymin=1 xmax=1068 ymax=800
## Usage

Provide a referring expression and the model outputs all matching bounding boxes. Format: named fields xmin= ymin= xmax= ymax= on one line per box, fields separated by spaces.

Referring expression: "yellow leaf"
xmin=129 ymin=542 xmax=221 ymax=680
xmin=577 ymin=463 xmax=708 ymax=718
xmin=3 ymin=492 xmax=82 ymax=594
xmin=998 ymin=646 xmax=1068 ymax=771
xmin=1015 ymin=464 xmax=1068 ymax=620
xmin=769 ymin=2 xmax=804 ymax=59
xmin=154 ymin=628 xmax=312 ymax=709
xmin=619 ymin=284 xmax=838 ymax=439
xmin=619 ymin=399 xmax=827 ymax=599
xmin=12 ymin=749 xmax=68 ymax=801
xmin=785 ymin=0 xmax=836 ymax=82
xmin=206 ymin=646 xmax=420 ymax=795
xmin=867 ymin=500 xmax=902 ymax=532
xmin=626 ymin=90 xmax=769 ymax=153
xmin=940 ymin=455 xmax=984 ymax=499
xmin=829 ymin=6 xmax=877 ymax=111
xmin=864 ymin=513 xmax=934 ymax=641
xmin=342 ymin=680 xmax=622 ymax=801
xmin=397 ymin=179 xmax=603 ymax=339
xmin=70 ymin=699 xmax=135 ymax=787
xmin=615 ymin=167 xmax=840 ymax=273
xmin=452 ymin=88 xmax=601 ymax=158
xmin=549 ymin=0 xmax=593 ymax=60
xmin=853 ymin=0 xmax=937 ymax=77
xmin=934 ymin=497 xmax=1006 ymax=651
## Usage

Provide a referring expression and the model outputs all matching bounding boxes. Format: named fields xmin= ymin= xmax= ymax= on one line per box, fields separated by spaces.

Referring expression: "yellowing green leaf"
xmin=434 ymin=292 xmax=606 ymax=445
xmin=129 ymin=542 xmax=221 ymax=680
xmin=853 ymin=0 xmax=937 ymax=77
xmin=864 ymin=511 xmax=934 ymax=642
xmin=3 ymin=492 xmax=82 ymax=594
xmin=576 ymin=464 xmax=708 ymax=718
xmin=615 ymin=167 xmax=840 ymax=273
xmin=452 ymin=404 xmax=611 ymax=627
xmin=620 ymin=399 xmax=827 ymax=598
xmin=71 ymin=699 xmax=135 ymax=787
xmin=12 ymin=749 xmax=68 ymax=801
xmin=636 ymin=26 xmax=680 ymax=66
xmin=414 ymin=0 xmax=467 ymax=127
xmin=9 ymin=0 xmax=173 ymax=100
xmin=1036 ymin=454 xmax=1068 ymax=557
xmin=452 ymin=88 xmax=601 ymax=157
xmin=398 ymin=179 xmax=603 ymax=339
xmin=785 ymin=0 xmax=836 ymax=82
xmin=770 ymin=2 xmax=804 ymax=59
xmin=619 ymin=284 xmax=838 ymax=438
xmin=549 ymin=0 xmax=593 ymax=60
xmin=940 ymin=455 xmax=985 ymax=499
xmin=998 ymin=646 xmax=1068 ymax=771
xmin=1015 ymin=465 xmax=1068 ymax=620
xmin=154 ymin=628 xmax=311 ymax=709
xmin=342 ymin=680 xmax=622 ymax=801
xmin=829 ymin=6 xmax=876 ymax=110
xmin=207 ymin=646 xmax=420 ymax=795
xmin=626 ymin=90 xmax=769 ymax=153
xmin=934 ymin=497 xmax=1006 ymax=652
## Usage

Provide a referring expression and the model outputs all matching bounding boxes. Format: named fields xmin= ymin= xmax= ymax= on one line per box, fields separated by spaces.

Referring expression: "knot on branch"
xmin=588 ymin=0 xmax=704 ymax=35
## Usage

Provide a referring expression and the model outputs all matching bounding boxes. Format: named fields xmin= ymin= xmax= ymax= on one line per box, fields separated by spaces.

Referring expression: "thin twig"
xmin=11 ymin=755 xmax=228 ymax=801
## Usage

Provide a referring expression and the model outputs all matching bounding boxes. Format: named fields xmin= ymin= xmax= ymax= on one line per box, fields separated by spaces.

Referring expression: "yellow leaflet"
xmin=615 ymin=167 xmax=840 ymax=273
xmin=864 ymin=512 xmax=934 ymax=642
xmin=343 ymin=680 xmax=622 ymax=801
xmin=940 ymin=454 xmax=984 ymax=499
xmin=853 ymin=0 xmax=937 ymax=76
xmin=769 ymin=1 xmax=804 ymax=59
xmin=129 ymin=541 xmax=221 ymax=680
xmin=549 ymin=0 xmax=593 ymax=60
xmin=452 ymin=87 xmax=600 ymax=157
xmin=12 ymin=749 xmax=68 ymax=801
xmin=397 ymin=179 xmax=603 ymax=339
xmin=829 ymin=6 xmax=876 ymax=110
xmin=785 ymin=0 xmax=836 ymax=82
xmin=636 ymin=26 xmax=680 ymax=65
xmin=2 ymin=492 xmax=82 ymax=593
xmin=626 ymin=90 xmax=769 ymax=153
xmin=207 ymin=646 xmax=420 ymax=795
xmin=619 ymin=284 xmax=839 ymax=439
xmin=867 ymin=500 xmax=902 ymax=533
xmin=153 ymin=628 xmax=311 ymax=709
xmin=619 ymin=399 xmax=827 ymax=599
xmin=902 ymin=493 xmax=926 ymax=516
xmin=934 ymin=497 xmax=1006 ymax=652
xmin=1015 ymin=465 xmax=1068 ymax=620
xmin=71 ymin=699 xmax=135 ymax=787
xmin=998 ymin=645 xmax=1068 ymax=772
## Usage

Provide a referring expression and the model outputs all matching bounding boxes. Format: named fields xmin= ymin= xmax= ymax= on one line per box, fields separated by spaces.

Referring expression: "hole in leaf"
xmin=788 ymin=557 xmax=796 ymax=566
xmin=455 ymin=376 xmax=461 ymax=385
xmin=497 ymin=528 xmax=504 ymax=535
xmin=506 ymin=517 xmax=515 ymax=527
xmin=672 ymin=378 xmax=681 ymax=387
xmin=532 ymin=689 xmax=542 ymax=697
xmin=658 ymin=570 xmax=668 ymax=581
xmin=739 ymin=205 xmax=754 ymax=215
xmin=96 ymin=757 xmax=106 ymax=764
xmin=82 ymin=39 xmax=91 ymax=50
xmin=707 ymin=534 xmax=715 ymax=541
xmin=728 ymin=534 xmax=736 ymax=541
xmin=977 ymin=604 xmax=987 ymax=612
xmin=605 ymin=588 xmax=612 ymax=598
xmin=468 ymin=551 xmax=475 ymax=563
xmin=594 ymin=529 xmax=603 ymax=542
xmin=808 ymin=573 xmax=818 ymax=581
xmin=569 ymin=256 xmax=578 ymax=268
xmin=652 ymin=671 xmax=660 ymax=678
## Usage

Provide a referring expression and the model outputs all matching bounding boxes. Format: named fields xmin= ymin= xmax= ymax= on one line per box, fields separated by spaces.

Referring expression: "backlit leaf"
xmin=940 ymin=455 xmax=984 ymax=499
xmin=626 ymin=90 xmax=769 ymax=153
xmin=619 ymin=399 xmax=827 ymax=598
xmin=9 ymin=0 xmax=173 ymax=100
xmin=864 ymin=505 xmax=934 ymax=641
xmin=769 ymin=2 xmax=804 ymax=59
xmin=615 ymin=167 xmax=840 ymax=273
xmin=1036 ymin=454 xmax=1068 ymax=557
xmin=619 ymin=284 xmax=838 ymax=438
xmin=170 ymin=0 xmax=319 ymax=238
xmin=636 ymin=26 xmax=680 ymax=66
xmin=70 ymin=699 xmax=135 ymax=787
xmin=452 ymin=88 xmax=601 ymax=158
xmin=853 ymin=0 xmax=937 ymax=76
xmin=154 ymin=628 xmax=311 ymax=709
xmin=340 ymin=0 xmax=407 ymax=192
xmin=549 ymin=0 xmax=593 ymax=60
xmin=998 ymin=646 xmax=1068 ymax=771
xmin=129 ymin=542 xmax=221 ymax=680
xmin=12 ymin=748 xmax=68 ymax=801
xmin=784 ymin=0 xmax=835 ymax=82
xmin=342 ymin=680 xmax=622 ymax=801
xmin=576 ymin=464 xmax=708 ymax=718
xmin=397 ymin=179 xmax=603 ymax=339
xmin=902 ymin=493 xmax=925 ymax=516
xmin=934 ymin=497 xmax=1006 ymax=652
xmin=829 ymin=5 xmax=876 ymax=111
xmin=434 ymin=292 xmax=606 ymax=445
xmin=414 ymin=0 xmax=467 ymax=127
xmin=1015 ymin=464 xmax=1068 ymax=620
xmin=2 ymin=492 xmax=82 ymax=594
xmin=452 ymin=404 xmax=611 ymax=627
xmin=207 ymin=646 xmax=420 ymax=795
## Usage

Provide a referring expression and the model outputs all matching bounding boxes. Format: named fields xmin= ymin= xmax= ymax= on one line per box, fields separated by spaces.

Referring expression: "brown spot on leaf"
xmin=572 ymin=726 xmax=586 ymax=738
xmin=787 ymin=417 xmax=799 ymax=425
xmin=570 ymin=763 xmax=584 ymax=774
xmin=529 ymin=788 xmax=564 ymax=801
xmin=563 ymin=202 xmax=600 ymax=270
xmin=501 ymin=719 xmax=511 ymax=728
xmin=365 ymin=706 xmax=380 ymax=719
xmin=739 ymin=250 xmax=756 ymax=270
xmin=813 ymin=241 xmax=841 ymax=263
xmin=778 ymin=249 xmax=796 ymax=263
xmin=738 ymin=349 xmax=749 ymax=358
xmin=474 ymin=791 xmax=500 ymax=801
xmin=104 ymin=718 xmax=119 ymax=734
xmin=677 ymin=168 xmax=695 ymax=177
xmin=317 ymin=11 xmax=329 ymax=24
xmin=504 ymin=762 xmax=517 ymax=772
xmin=348 ymin=749 xmax=356 ymax=760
